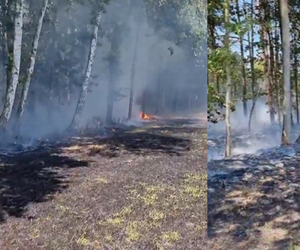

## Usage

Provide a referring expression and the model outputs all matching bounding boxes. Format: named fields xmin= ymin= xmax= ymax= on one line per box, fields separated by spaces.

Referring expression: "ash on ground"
xmin=208 ymin=123 xmax=300 ymax=179
xmin=208 ymin=124 xmax=300 ymax=249
xmin=0 ymin=121 xmax=134 ymax=157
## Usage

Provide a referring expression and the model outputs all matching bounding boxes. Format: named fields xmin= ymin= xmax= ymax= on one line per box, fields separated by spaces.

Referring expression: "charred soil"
xmin=0 ymin=118 xmax=206 ymax=250
xmin=208 ymin=145 xmax=300 ymax=250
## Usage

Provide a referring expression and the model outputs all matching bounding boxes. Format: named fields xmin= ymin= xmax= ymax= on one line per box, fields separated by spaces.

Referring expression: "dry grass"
xmin=0 ymin=121 xmax=206 ymax=250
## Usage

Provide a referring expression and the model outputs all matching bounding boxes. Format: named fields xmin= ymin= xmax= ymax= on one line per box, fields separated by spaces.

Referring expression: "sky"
xmin=214 ymin=0 xmax=261 ymax=56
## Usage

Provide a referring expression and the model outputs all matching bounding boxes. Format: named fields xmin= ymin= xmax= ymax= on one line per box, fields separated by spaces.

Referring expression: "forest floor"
xmin=0 ymin=116 xmax=206 ymax=250
xmin=208 ymin=128 xmax=300 ymax=250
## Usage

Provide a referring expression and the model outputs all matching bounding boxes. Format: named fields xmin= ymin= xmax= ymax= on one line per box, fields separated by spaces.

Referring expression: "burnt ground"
xmin=208 ymin=145 xmax=300 ymax=250
xmin=0 ymin=118 xmax=206 ymax=250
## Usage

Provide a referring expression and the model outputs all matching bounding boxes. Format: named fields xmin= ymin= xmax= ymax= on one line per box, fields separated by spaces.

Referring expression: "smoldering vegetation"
xmin=0 ymin=2 xmax=207 ymax=249
xmin=207 ymin=94 xmax=300 ymax=160
xmin=0 ymin=0 xmax=206 ymax=146
xmin=208 ymin=97 xmax=300 ymax=161
xmin=208 ymin=98 xmax=280 ymax=160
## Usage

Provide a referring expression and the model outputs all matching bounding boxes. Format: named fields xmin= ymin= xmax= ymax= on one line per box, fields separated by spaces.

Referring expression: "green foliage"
xmin=208 ymin=47 xmax=240 ymax=74
xmin=144 ymin=0 xmax=206 ymax=57
xmin=207 ymin=84 xmax=225 ymax=112
xmin=208 ymin=0 xmax=279 ymax=124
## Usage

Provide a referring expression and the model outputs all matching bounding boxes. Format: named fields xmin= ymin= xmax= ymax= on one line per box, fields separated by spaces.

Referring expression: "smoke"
xmin=0 ymin=0 xmax=206 ymax=143
xmin=208 ymin=98 xmax=290 ymax=160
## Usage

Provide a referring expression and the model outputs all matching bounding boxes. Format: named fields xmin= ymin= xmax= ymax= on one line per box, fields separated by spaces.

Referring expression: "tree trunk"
xmin=266 ymin=4 xmax=277 ymax=124
xmin=172 ymin=88 xmax=178 ymax=113
xmin=236 ymin=0 xmax=247 ymax=117
xmin=105 ymin=59 xmax=116 ymax=124
xmin=248 ymin=86 xmax=262 ymax=132
xmin=265 ymin=31 xmax=275 ymax=123
xmin=247 ymin=0 xmax=256 ymax=131
xmin=0 ymin=0 xmax=24 ymax=129
xmin=277 ymin=0 xmax=284 ymax=122
xmin=274 ymin=16 xmax=282 ymax=125
xmin=127 ymin=21 xmax=140 ymax=120
xmin=295 ymin=54 xmax=299 ymax=124
xmin=258 ymin=0 xmax=274 ymax=124
xmin=280 ymin=0 xmax=291 ymax=145
xmin=47 ymin=65 xmax=54 ymax=125
xmin=105 ymin=25 xmax=122 ymax=124
xmin=16 ymin=0 xmax=49 ymax=123
xmin=0 ymin=0 xmax=9 ymax=85
xmin=224 ymin=0 xmax=232 ymax=157
xmin=70 ymin=12 xmax=102 ymax=129
xmin=156 ymin=73 xmax=163 ymax=115
xmin=249 ymin=0 xmax=255 ymax=96
xmin=141 ymin=90 xmax=146 ymax=116
xmin=293 ymin=27 xmax=299 ymax=124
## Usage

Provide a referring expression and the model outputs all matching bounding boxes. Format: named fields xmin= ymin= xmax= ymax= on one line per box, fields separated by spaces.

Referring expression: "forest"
xmin=0 ymin=0 xmax=206 ymax=144
xmin=208 ymin=0 xmax=300 ymax=249
xmin=208 ymin=0 xmax=296 ymax=156
xmin=0 ymin=1 xmax=207 ymax=249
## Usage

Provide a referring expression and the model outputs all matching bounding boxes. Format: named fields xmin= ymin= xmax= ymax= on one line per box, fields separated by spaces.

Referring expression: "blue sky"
xmin=215 ymin=0 xmax=260 ymax=57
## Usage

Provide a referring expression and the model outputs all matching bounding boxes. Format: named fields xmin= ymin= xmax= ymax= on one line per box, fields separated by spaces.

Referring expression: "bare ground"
xmin=0 ymin=118 xmax=206 ymax=250
xmin=208 ymin=150 xmax=300 ymax=250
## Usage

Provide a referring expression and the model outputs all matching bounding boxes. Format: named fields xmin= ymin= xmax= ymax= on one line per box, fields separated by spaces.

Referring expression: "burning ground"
xmin=208 ymin=125 xmax=300 ymax=249
xmin=0 ymin=117 xmax=206 ymax=250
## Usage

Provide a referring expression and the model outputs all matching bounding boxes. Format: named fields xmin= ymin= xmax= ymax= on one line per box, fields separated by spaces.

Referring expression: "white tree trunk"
xmin=16 ymin=0 xmax=49 ymax=120
xmin=0 ymin=0 xmax=24 ymax=128
xmin=0 ymin=0 xmax=9 ymax=81
xmin=224 ymin=0 xmax=232 ymax=157
xmin=70 ymin=12 xmax=102 ymax=129
xmin=280 ymin=0 xmax=291 ymax=145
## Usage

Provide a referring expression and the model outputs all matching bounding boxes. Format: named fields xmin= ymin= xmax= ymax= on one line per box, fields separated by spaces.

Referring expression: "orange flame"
xmin=140 ymin=112 xmax=151 ymax=120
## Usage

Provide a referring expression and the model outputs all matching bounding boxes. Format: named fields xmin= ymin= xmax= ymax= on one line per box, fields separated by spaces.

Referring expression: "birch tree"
xmin=280 ymin=0 xmax=291 ymax=145
xmin=0 ymin=0 xmax=24 ymax=129
xmin=16 ymin=0 xmax=49 ymax=122
xmin=70 ymin=10 xmax=102 ymax=129
xmin=0 ymin=0 xmax=9 ymax=87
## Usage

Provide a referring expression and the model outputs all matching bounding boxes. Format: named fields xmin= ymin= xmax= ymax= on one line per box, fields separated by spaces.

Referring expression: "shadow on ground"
xmin=0 ymin=122 xmax=194 ymax=224
xmin=208 ymin=155 xmax=300 ymax=250
xmin=61 ymin=125 xmax=194 ymax=158
xmin=0 ymin=149 xmax=89 ymax=223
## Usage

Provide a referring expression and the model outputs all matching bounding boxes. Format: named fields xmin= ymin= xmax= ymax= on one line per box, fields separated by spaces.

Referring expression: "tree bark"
xmin=224 ymin=0 xmax=232 ymax=157
xmin=274 ymin=16 xmax=282 ymax=125
xmin=295 ymin=52 xmax=299 ymax=124
xmin=141 ymin=90 xmax=146 ymax=116
xmin=266 ymin=4 xmax=276 ymax=124
xmin=105 ymin=57 xmax=116 ymax=124
xmin=247 ymin=0 xmax=256 ymax=131
xmin=292 ymin=25 xmax=299 ymax=124
xmin=16 ymin=0 xmax=49 ymax=122
xmin=172 ymin=88 xmax=178 ymax=113
xmin=0 ymin=0 xmax=9 ymax=86
xmin=70 ymin=12 xmax=102 ymax=129
xmin=280 ymin=0 xmax=291 ymax=145
xmin=236 ymin=0 xmax=247 ymax=117
xmin=105 ymin=24 xmax=122 ymax=124
xmin=0 ymin=0 xmax=24 ymax=129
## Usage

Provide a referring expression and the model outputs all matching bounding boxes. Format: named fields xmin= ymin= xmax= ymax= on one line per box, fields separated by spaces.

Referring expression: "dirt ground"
xmin=0 ymin=118 xmax=206 ymax=250
xmin=208 ymin=152 xmax=300 ymax=250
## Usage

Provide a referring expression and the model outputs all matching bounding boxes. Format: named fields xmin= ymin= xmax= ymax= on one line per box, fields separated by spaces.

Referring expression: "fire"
xmin=140 ymin=112 xmax=152 ymax=120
